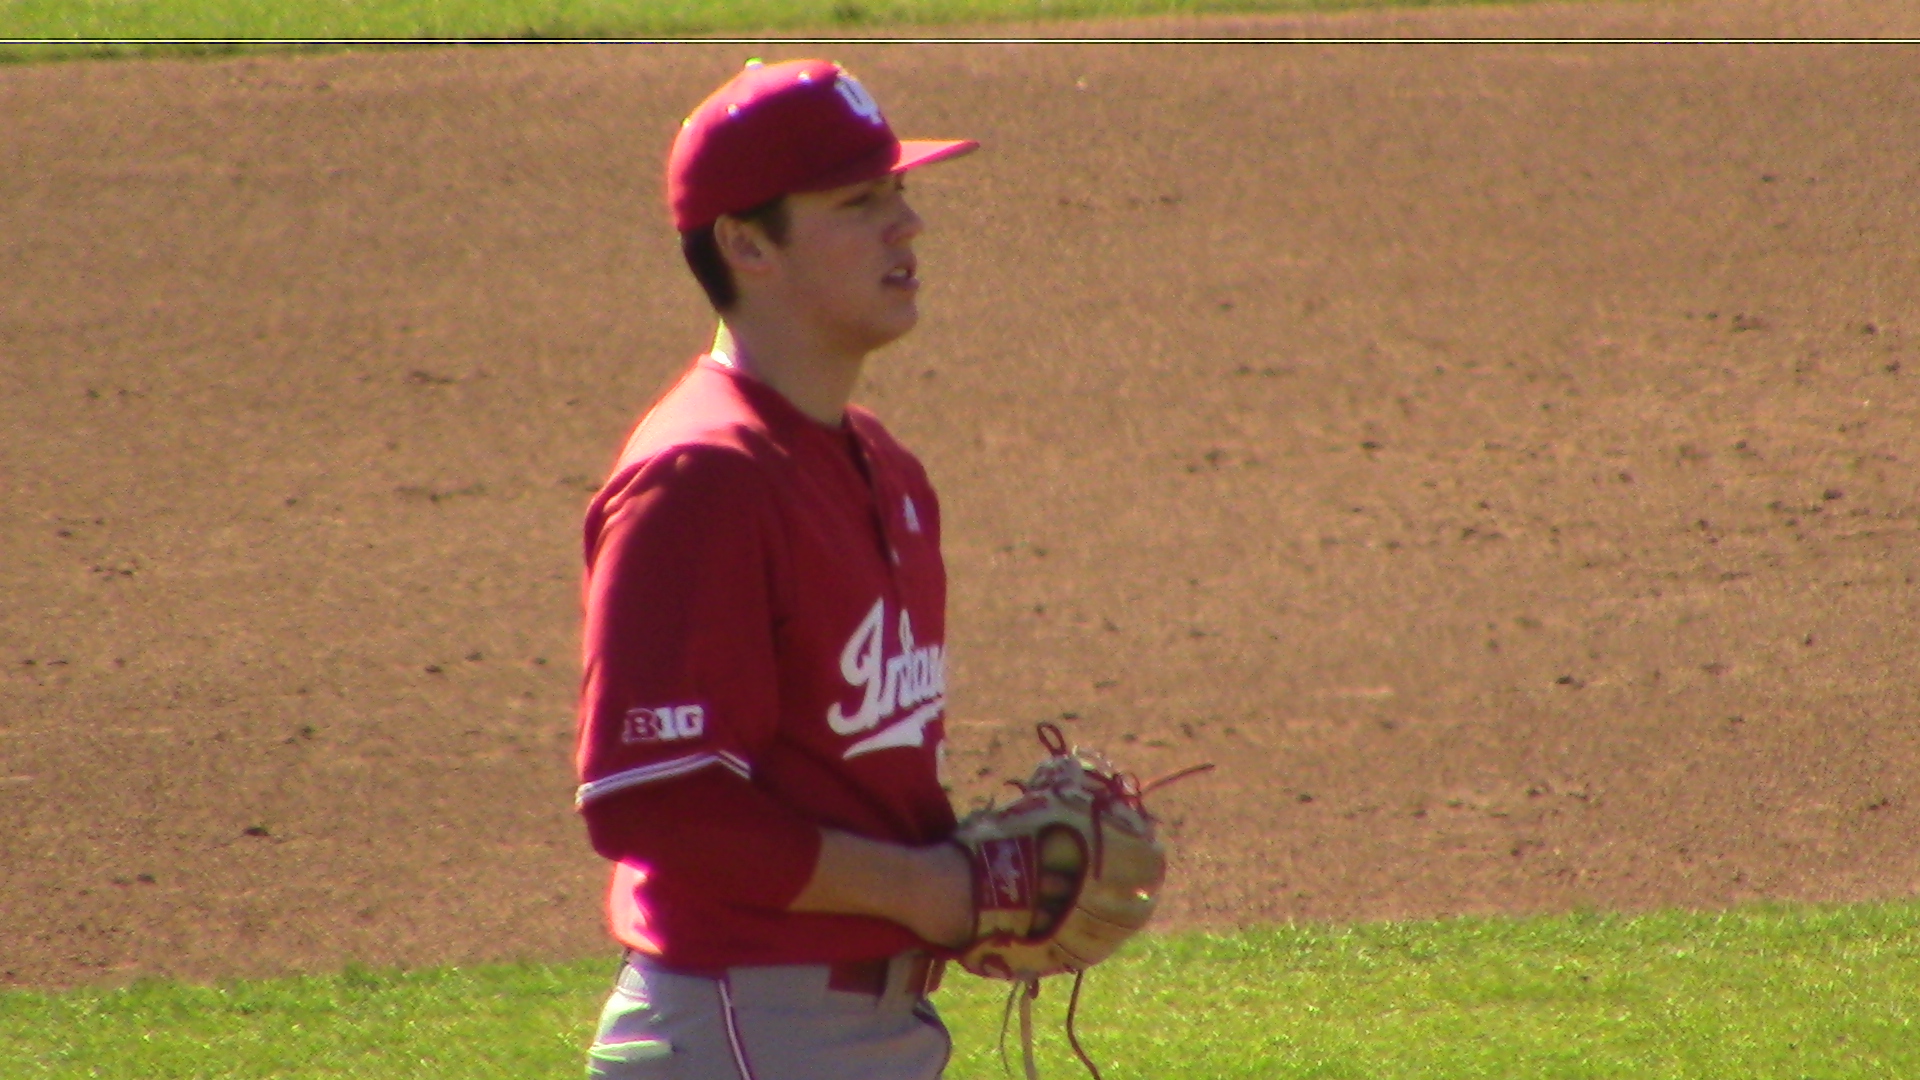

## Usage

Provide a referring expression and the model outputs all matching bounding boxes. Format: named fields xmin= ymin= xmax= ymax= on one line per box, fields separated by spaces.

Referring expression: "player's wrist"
xmin=909 ymin=841 xmax=974 ymax=949
xmin=792 ymin=830 xmax=972 ymax=948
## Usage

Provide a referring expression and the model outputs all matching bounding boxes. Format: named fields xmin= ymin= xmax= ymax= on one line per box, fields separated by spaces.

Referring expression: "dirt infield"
xmin=3 ymin=1 xmax=1917 ymax=989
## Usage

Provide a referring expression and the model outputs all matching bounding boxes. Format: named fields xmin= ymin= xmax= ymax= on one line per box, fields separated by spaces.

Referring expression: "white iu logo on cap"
xmin=834 ymin=74 xmax=885 ymax=125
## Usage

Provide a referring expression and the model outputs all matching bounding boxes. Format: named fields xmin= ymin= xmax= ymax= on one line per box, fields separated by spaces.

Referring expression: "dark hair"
xmin=681 ymin=195 xmax=791 ymax=311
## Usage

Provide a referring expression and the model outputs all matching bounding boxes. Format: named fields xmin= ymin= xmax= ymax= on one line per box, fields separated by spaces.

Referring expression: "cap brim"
xmin=894 ymin=139 xmax=980 ymax=173
xmin=792 ymin=138 xmax=981 ymax=197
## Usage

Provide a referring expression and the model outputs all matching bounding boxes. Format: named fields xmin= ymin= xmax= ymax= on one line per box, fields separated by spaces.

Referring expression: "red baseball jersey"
xmin=575 ymin=356 xmax=955 ymax=971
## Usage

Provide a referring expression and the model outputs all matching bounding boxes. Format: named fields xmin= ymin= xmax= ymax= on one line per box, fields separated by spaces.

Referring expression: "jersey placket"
xmin=836 ymin=424 xmax=935 ymax=768
xmin=844 ymin=425 xmax=905 ymax=576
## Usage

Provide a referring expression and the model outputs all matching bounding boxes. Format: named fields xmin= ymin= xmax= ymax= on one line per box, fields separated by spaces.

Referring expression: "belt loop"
xmin=821 ymin=953 xmax=945 ymax=1002
xmin=897 ymin=951 xmax=942 ymax=1001
xmin=826 ymin=956 xmax=891 ymax=997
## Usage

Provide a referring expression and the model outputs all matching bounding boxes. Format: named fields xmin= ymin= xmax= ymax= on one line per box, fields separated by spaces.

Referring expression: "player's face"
xmin=773 ymin=173 xmax=926 ymax=355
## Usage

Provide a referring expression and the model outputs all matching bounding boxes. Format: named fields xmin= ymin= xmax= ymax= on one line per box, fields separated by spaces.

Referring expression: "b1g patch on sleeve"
xmin=621 ymin=704 xmax=707 ymax=745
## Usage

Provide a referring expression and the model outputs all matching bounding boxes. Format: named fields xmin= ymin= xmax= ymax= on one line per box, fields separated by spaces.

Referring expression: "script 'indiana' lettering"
xmin=827 ymin=598 xmax=946 ymax=740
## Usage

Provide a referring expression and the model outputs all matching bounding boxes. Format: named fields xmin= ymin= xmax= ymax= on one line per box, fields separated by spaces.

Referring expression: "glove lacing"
xmin=997 ymin=972 xmax=1102 ymax=1080
xmin=991 ymin=724 xmax=1215 ymax=1080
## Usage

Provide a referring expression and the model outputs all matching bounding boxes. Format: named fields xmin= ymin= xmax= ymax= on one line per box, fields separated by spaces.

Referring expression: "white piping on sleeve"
xmin=574 ymin=751 xmax=752 ymax=809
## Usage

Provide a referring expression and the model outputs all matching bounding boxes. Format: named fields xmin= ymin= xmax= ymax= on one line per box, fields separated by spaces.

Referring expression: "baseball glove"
xmin=950 ymin=721 xmax=1211 ymax=1078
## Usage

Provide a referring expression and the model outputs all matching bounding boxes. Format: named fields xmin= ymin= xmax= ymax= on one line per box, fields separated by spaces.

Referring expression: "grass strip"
xmin=3 ymin=901 xmax=1917 ymax=1078
xmin=0 ymin=0 xmax=1542 ymax=63
xmin=0 ymin=961 xmax=609 ymax=1079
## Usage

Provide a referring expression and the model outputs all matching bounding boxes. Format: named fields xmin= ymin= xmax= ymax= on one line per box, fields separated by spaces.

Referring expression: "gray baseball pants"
xmin=586 ymin=951 xmax=950 ymax=1080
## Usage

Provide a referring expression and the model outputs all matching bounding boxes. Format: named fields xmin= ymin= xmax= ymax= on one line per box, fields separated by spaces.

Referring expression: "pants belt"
xmin=826 ymin=952 xmax=943 ymax=998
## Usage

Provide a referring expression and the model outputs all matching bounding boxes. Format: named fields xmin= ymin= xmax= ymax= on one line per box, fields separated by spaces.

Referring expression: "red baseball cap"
xmin=667 ymin=58 xmax=978 ymax=233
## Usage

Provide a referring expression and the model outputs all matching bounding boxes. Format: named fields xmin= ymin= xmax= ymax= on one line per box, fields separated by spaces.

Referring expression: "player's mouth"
xmin=883 ymin=261 xmax=919 ymax=291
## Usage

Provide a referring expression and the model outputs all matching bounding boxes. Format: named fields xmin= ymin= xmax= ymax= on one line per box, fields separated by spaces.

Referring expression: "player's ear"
xmin=714 ymin=214 xmax=776 ymax=278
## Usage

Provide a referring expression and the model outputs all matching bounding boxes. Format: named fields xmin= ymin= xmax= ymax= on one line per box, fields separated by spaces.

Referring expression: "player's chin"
xmin=882 ymin=281 xmax=921 ymax=319
xmin=867 ymin=299 xmax=920 ymax=345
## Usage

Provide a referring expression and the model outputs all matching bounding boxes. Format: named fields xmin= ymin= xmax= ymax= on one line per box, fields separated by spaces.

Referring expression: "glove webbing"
xmin=1022 ymin=723 xmax=1210 ymax=880
xmin=995 ymin=972 xmax=1103 ymax=1080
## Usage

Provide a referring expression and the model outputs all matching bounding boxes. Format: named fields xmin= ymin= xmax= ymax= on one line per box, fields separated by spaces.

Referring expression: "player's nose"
xmin=888 ymin=197 xmax=925 ymax=244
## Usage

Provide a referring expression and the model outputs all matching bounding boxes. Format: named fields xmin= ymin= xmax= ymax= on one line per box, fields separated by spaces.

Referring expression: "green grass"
xmin=0 ymin=0 xmax=1538 ymax=62
xmin=5 ymin=902 xmax=1918 ymax=1078
xmin=0 ymin=962 xmax=608 ymax=1079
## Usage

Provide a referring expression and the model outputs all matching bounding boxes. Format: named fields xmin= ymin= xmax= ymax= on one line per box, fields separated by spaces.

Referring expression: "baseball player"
xmin=574 ymin=59 xmax=981 ymax=1079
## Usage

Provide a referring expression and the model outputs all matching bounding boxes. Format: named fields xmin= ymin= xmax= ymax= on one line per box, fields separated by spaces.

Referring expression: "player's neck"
xmin=709 ymin=321 xmax=864 ymax=428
